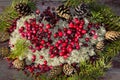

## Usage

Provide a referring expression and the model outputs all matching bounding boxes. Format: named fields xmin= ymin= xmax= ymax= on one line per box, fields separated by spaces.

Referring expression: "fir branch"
xmin=89 ymin=2 xmax=120 ymax=31
xmin=78 ymin=58 xmax=110 ymax=80
xmin=64 ymin=0 xmax=95 ymax=7
xmin=102 ymin=40 xmax=120 ymax=63
xmin=0 ymin=0 xmax=36 ymax=31
xmin=9 ymin=39 xmax=29 ymax=59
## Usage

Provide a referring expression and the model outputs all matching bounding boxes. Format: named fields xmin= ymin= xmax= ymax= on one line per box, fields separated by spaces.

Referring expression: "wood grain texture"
xmin=0 ymin=0 xmax=120 ymax=80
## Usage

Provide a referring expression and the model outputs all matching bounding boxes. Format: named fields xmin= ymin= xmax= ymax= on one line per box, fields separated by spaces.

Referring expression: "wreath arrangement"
xmin=0 ymin=0 xmax=120 ymax=80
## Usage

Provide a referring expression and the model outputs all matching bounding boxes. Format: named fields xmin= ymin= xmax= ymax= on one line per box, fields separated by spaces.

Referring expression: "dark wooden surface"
xmin=0 ymin=0 xmax=120 ymax=80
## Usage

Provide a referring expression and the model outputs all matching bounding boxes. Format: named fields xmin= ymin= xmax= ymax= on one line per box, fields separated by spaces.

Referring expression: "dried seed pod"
xmin=0 ymin=46 xmax=10 ymax=59
xmin=96 ymin=41 xmax=105 ymax=50
xmin=105 ymin=31 xmax=120 ymax=41
xmin=63 ymin=64 xmax=77 ymax=76
xmin=0 ymin=31 xmax=9 ymax=42
xmin=13 ymin=59 xmax=25 ymax=69
xmin=48 ymin=66 xmax=62 ymax=79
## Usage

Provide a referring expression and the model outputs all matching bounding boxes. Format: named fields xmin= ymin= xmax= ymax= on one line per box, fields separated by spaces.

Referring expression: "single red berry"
xmin=54 ymin=33 xmax=58 ymax=38
xmin=58 ymin=31 xmax=63 ymax=37
xmin=67 ymin=47 xmax=73 ymax=52
xmin=40 ymin=55 xmax=44 ymax=59
xmin=67 ymin=30 xmax=72 ymax=34
xmin=36 ymin=10 xmax=40 ymax=14
xmin=50 ymin=54 xmax=55 ymax=58
xmin=46 ymin=24 xmax=51 ymax=29
xmin=91 ymin=30 xmax=96 ymax=35
xmin=59 ymin=52 xmax=64 ymax=56
xmin=44 ymin=60 xmax=47 ymax=65
xmin=85 ymin=38 xmax=89 ymax=42
xmin=69 ymin=22 xmax=74 ymax=28
xmin=81 ymin=30 xmax=87 ymax=34
xmin=32 ymin=55 xmax=36 ymax=62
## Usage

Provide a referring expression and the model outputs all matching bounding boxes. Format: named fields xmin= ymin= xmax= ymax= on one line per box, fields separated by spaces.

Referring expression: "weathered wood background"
xmin=0 ymin=0 xmax=120 ymax=80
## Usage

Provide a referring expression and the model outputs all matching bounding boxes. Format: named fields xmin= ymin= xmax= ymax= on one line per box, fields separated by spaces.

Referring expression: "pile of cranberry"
xmin=18 ymin=12 xmax=94 ymax=59
xmin=8 ymin=7 xmax=102 ymax=75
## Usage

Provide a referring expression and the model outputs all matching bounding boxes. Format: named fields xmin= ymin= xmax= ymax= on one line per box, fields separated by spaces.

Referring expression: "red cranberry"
xmin=36 ymin=10 xmax=40 ymax=14
xmin=67 ymin=30 xmax=72 ymax=34
xmin=67 ymin=47 xmax=73 ymax=52
xmin=54 ymin=33 xmax=58 ymax=38
xmin=40 ymin=55 xmax=44 ymax=59
xmin=32 ymin=49 xmax=36 ymax=53
xmin=59 ymin=52 xmax=64 ymax=56
xmin=76 ymin=45 xmax=80 ymax=50
xmin=55 ymin=42 xmax=59 ymax=47
xmin=50 ymin=54 xmax=55 ymax=58
xmin=63 ymin=28 xmax=67 ymax=32
xmin=62 ymin=42 xmax=68 ymax=47
xmin=41 ymin=40 xmax=45 ymax=44
xmin=85 ymin=38 xmax=89 ymax=42
xmin=32 ymin=55 xmax=36 ymax=62
xmin=81 ymin=30 xmax=87 ymax=34
xmin=57 ymin=39 xmax=62 ymax=44
xmin=63 ymin=55 xmax=68 ymax=59
xmin=46 ymin=24 xmax=51 ymax=29
xmin=58 ymin=31 xmax=63 ymax=37
xmin=79 ymin=25 xmax=83 ymax=29
xmin=44 ymin=60 xmax=47 ymax=65
xmin=69 ymin=22 xmax=74 ymax=28
xmin=91 ymin=30 xmax=96 ymax=35
xmin=73 ymin=18 xmax=80 ymax=24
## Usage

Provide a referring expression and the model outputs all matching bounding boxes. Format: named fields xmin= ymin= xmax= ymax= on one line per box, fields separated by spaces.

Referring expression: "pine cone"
xmin=0 ymin=46 xmax=10 ymax=59
xmin=13 ymin=59 xmax=25 ymax=69
xmin=96 ymin=41 xmax=105 ymax=50
xmin=74 ymin=3 xmax=90 ymax=19
xmin=63 ymin=64 xmax=77 ymax=76
xmin=48 ymin=66 xmax=62 ymax=79
xmin=56 ymin=5 xmax=71 ymax=20
xmin=0 ymin=31 xmax=9 ymax=42
xmin=15 ymin=3 xmax=32 ymax=16
xmin=105 ymin=31 xmax=120 ymax=41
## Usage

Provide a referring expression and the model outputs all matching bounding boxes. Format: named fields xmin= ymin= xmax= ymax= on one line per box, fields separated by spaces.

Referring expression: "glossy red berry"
xmin=36 ymin=10 xmax=40 ymax=14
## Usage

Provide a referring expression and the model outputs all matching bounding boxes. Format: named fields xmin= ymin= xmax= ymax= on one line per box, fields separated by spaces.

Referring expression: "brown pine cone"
xmin=0 ymin=31 xmax=9 ymax=42
xmin=96 ymin=41 xmax=105 ymax=50
xmin=105 ymin=31 xmax=120 ymax=41
xmin=0 ymin=46 xmax=10 ymax=60
xmin=15 ymin=3 xmax=32 ymax=16
xmin=12 ymin=59 xmax=25 ymax=69
xmin=48 ymin=66 xmax=62 ymax=79
xmin=63 ymin=64 xmax=77 ymax=76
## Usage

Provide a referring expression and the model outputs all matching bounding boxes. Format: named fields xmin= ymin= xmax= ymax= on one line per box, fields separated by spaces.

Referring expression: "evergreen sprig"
xmin=64 ymin=0 xmax=95 ymax=7
xmin=0 ymin=0 xmax=36 ymax=31
xmin=101 ymin=40 xmax=120 ymax=64
xmin=9 ymin=39 xmax=29 ymax=59
xmin=89 ymin=2 xmax=120 ymax=31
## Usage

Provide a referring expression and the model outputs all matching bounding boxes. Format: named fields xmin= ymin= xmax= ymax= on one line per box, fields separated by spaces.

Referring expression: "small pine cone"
xmin=63 ymin=64 xmax=77 ymax=76
xmin=0 ymin=31 xmax=9 ymax=42
xmin=74 ymin=3 xmax=90 ymax=19
xmin=15 ymin=3 xmax=32 ymax=16
xmin=105 ymin=31 xmax=120 ymax=41
xmin=48 ymin=66 xmax=62 ymax=79
xmin=56 ymin=5 xmax=71 ymax=20
xmin=13 ymin=59 xmax=25 ymax=69
xmin=96 ymin=41 xmax=105 ymax=50
xmin=0 ymin=47 xmax=10 ymax=59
